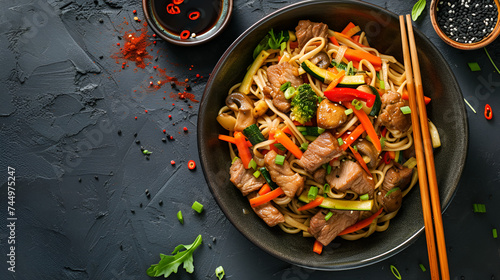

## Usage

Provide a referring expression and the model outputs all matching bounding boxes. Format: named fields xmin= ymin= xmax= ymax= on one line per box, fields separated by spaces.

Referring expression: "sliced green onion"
xmin=284 ymin=86 xmax=296 ymax=99
xmin=308 ymin=187 xmax=318 ymax=200
xmin=400 ymin=106 xmax=411 ymax=114
xmin=324 ymin=211 xmax=334 ymax=221
xmin=177 ymin=210 xmax=184 ymax=224
xmin=326 ymin=164 xmax=332 ymax=175
xmin=380 ymin=136 xmax=386 ymax=148
xmin=337 ymin=138 xmax=344 ymax=146
xmin=300 ymin=142 xmax=309 ymax=151
xmin=468 ymin=62 xmax=481 ymax=72
xmin=346 ymin=61 xmax=355 ymax=75
xmin=215 ymin=266 xmax=225 ymax=280
xmin=493 ymin=228 xmax=498 ymax=239
xmin=231 ymin=156 xmax=240 ymax=164
xmin=280 ymin=81 xmax=291 ymax=92
xmin=353 ymin=145 xmax=358 ymax=152
xmin=390 ymin=265 xmax=402 ymax=280
xmin=323 ymin=183 xmax=330 ymax=194
xmin=253 ymin=170 xmax=261 ymax=178
xmin=473 ymin=203 xmax=486 ymax=213
xmin=192 ymin=201 xmax=204 ymax=213
xmin=419 ymin=263 xmax=427 ymax=272
xmin=345 ymin=108 xmax=353 ymax=115
xmin=359 ymin=194 xmax=369 ymax=201
xmin=275 ymin=154 xmax=286 ymax=165
xmin=274 ymin=143 xmax=286 ymax=151
xmin=379 ymin=79 xmax=385 ymax=90
xmin=142 ymin=149 xmax=152 ymax=155
xmin=280 ymin=41 xmax=287 ymax=51
xmin=352 ymin=99 xmax=363 ymax=110
xmin=248 ymin=158 xmax=257 ymax=170
xmin=385 ymin=187 xmax=400 ymax=197
xmin=484 ymin=47 xmax=500 ymax=74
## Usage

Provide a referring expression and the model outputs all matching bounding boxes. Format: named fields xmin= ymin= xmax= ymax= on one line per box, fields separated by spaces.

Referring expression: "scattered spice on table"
xmin=436 ymin=0 xmax=499 ymax=44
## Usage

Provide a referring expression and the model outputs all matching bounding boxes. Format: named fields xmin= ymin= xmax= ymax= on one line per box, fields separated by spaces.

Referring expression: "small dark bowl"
xmin=142 ymin=0 xmax=233 ymax=46
xmin=198 ymin=0 xmax=468 ymax=270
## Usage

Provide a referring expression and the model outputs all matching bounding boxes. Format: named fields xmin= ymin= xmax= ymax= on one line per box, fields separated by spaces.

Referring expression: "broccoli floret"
xmin=290 ymin=84 xmax=319 ymax=124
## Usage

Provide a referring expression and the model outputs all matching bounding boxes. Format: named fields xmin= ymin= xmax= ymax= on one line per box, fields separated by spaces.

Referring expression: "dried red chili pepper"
xmin=188 ymin=160 xmax=196 ymax=170
xmin=484 ymin=104 xmax=493 ymax=120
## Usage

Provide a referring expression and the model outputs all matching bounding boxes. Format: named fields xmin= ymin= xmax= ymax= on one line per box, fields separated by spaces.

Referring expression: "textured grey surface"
xmin=0 ymin=0 xmax=499 ymax=279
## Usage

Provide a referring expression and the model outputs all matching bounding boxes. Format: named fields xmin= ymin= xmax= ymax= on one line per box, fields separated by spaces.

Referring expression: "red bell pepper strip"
xmin=233 ymin=131 xmax=253 ymax=169
xmin=343 ymin=48 xmax=382 ymax=68
xmin=297 ymin=196 xmax=324 ymax=211
xmin=348 ymin=145 xmax=372 ymax=176
xmin=485 ymin=104 xmax=493 ymax=120
xmin=339 ymin=207 xmax=383 ymax=235
xmin=313 ymin=240 xmax=323 ymax=255
xmin=324 ymin=88 xmax=376 ymax=108
xmin=344 ymin=103 xmax=382 ymax=152
xmin=249 ymin=187 xmax=285 ymax=208
xmin=272 ymin=128 xmax=303 ymax=159
xmin=340 ymin=124 xmax=365 ymax=150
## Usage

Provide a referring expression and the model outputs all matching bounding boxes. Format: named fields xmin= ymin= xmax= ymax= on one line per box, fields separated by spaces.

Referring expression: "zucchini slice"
xmin=337 ymin=75 xmax=366 ymax=88
xmin=301 ymin=60 xmax=336 ymax=84
xmin=298 ymin=191 xmax=373 ymax=211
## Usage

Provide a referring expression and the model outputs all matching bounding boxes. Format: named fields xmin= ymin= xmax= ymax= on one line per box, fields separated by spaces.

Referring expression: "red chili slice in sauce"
xmin=188 ymin=160 xmax=196 ymax=170
xmin=180 ymin=30 xmax=190 ymax=40
xmin=484 ymin=104 xmax=493 ymax=120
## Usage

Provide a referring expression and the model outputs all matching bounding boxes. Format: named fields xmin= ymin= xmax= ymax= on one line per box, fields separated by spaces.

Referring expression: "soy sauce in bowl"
xmin=143 ymin=0 xmax=233 ymax=46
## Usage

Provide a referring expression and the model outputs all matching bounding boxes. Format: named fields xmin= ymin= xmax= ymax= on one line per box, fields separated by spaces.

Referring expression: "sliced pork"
xmin=230 ymin=158 xmax=266 ymax=196
xmin=299 ymin=132 xmax=343 ymax=173
xmin=377 ymin=165 xmax=413 ymax=212
xmin=264 ymin=150 xmax=305 ymax=198
xmin=325 ymin=160 xmax=375 ymax=196
xmin=295 ymin=20 xmax=329 ymax=49
xmin=377 ymin=91 xmax=411 ymax=133
xmin=313 ymin=168 xmax=327 ymax=185
xmin=264 ymin=62 xmax=303 ymax=112
xmin=308 ymin=209 xmax=359 ymax=246
xmin=248 ymin=192 xmax=285 ymax=227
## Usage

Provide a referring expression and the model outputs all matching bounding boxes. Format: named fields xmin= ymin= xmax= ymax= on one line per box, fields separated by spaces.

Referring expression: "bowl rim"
xmin=142 ymin=0 xmax=233 ymax=46
xmin=429 ymin=0 xmax=500 ymax=50
xmin=198 ymin=0 xmax=468 ymax=270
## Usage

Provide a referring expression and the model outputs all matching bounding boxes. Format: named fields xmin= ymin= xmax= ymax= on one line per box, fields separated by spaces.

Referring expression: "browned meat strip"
xmin=248 ymin=192 xmax=285 ymax=227
xmin=325 ymin=160 xmax=375 ymax=196
xmin=377 ymin=165 xmax=413 ymax=212
xmin=377 ymin=91 xmax=411 ymax=133
xmin=299 ymin=132 xmax=342 ymax=173
xmin=264 ymin=150 xmax=305 ymax=198
xmin=313 ymin=168 xmax=326 ymax=185
xmin=308 ymin=209 xmax=359 ymax=246
xmin=295 ymin=20 xmax=329 ymax=49
xmin=230 ymin=158 xmax=266 ymax=196
xmin=265 ymin=62 xmax=303 ymax=112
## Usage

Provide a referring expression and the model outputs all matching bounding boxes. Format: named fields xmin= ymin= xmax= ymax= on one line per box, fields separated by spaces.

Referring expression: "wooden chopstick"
xmin=399 ymin=15 xmax=450 ymax=280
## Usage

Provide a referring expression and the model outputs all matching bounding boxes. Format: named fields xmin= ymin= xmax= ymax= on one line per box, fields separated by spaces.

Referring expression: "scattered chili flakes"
xmin=152 ymin=34 xmax=157 ymax=38
xmin=117 ymin=42 xmax=121 ymax=46
xmin=168 ymin=114 xmax=172 ymax=118
xmin=163 ymin=129 xmax=166 ymax=133
xmin=183 ymin=127 xmax=188 ymax=132
xmin=196 ymin=74 xmax=200 ymax=78
xmin=133 ymin=9 xmax=137 ymax=14
xmin=135 ymin=116 xmax=138 ymax=120
xmin=145 ymin=109 xmax=148 ymax=113
xmin=111 ymin=26 xmax=152 ymax=69
xmin=171 ymin=160 xmax=175 ymax=165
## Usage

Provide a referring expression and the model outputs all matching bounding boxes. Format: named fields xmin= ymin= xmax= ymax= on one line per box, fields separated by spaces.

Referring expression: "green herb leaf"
xmin=252 ymin=29 xmax=290 ymax=59
xmin=147 ymin=235 xmax=202 ymax=278
xmin=411 ymin=0 xmax=426 ymax=21
xmin=468 ymin=62 xmax=481 ymax=72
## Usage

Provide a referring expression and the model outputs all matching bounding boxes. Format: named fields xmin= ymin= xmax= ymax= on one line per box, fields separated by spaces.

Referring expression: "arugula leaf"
xmin=147 ymin=235 xmax=203 ymax=278
xmin=411 ymin=0 xmax=426 ymax=21
xmin=253 ymin=29 xmax=290 ymax=59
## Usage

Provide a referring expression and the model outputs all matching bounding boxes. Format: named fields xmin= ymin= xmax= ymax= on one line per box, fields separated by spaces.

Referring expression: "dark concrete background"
xmin=0 ymin=0 xmax=499 ymax=279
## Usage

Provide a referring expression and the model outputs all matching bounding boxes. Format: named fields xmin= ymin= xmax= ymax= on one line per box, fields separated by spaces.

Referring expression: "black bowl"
xmin=198 ymin=0 xmax=468 ymax=270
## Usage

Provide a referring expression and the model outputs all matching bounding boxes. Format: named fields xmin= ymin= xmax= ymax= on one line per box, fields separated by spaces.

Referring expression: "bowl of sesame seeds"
xmin=430 ymin=0 xmax=500 ymax=50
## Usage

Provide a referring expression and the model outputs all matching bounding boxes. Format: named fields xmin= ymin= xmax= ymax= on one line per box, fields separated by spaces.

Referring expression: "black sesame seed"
xmin=117 ymin=130 xmax=122 ymax=136
xmin=95 ymin=176 xmax=99 ymax=180
xmin=120 ymin=245 xmax=123 ymax=251
xmin=78 ymin=178 xmax=82 ymax=182
xmin=139 ymin=203 xmax=143 ymax=208
xmin=131 ymin=209 xmax=135 ymax=214
xmin=159 ymin=200 xmax=163 ymax=206
xmin=161 ymin=138 xmax=166 ymax=142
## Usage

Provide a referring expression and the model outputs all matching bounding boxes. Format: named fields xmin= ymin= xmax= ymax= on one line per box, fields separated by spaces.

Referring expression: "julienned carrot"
xmin=344 ymin=103 xmax=381 ymax=152
xmin=341 ymin=22 xmax=356 ymax=35
xmin=344 ymin=48 xmax=382 ymax=68
xmin=297 ymin=196 xmax=324 ymax=211
xmin=339 ymin=207 xmax=383 ymax=235
xmin=348 ymin=145 xmax=371 ymax=176
xmin=258 ymin=183 xmax=271 ymax=195
xmin=334 ymin=32 xmax=366 ymax=48
xmin=325 ymin=70 xmax=345 ymax=92
xmin=249 ymin=187 xmax=284 ymax=208
xmin=313 ymin=240 xmax=323 ymax=255
xmin=329 ymin=36 xmax=340 ymax=46
xmin=233 ymin=131 xmax=253 ymax=169
xmin=281 ymin=126 xmax=293 ymax=135
xmin=268 ymin=131 xmax=280 ymax=153
xmin=272 ymin=128 xmax=303 ymax=159
xmin=401 ymin=90 xmax=431 ymax=104
xmin=218 ymin=134 xmax=252 ymax=147
xmin=340 ymin=124 xmax=365 ymax=150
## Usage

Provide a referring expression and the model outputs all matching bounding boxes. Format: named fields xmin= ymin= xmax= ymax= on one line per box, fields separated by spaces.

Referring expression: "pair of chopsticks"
xmin=399 ymin=15 xmax=450 ymax=280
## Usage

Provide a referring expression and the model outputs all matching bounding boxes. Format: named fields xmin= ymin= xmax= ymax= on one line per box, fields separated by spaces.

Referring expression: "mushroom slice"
xmin=226 ymin=92 xmax=256 ymax=131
